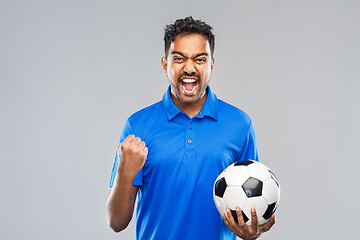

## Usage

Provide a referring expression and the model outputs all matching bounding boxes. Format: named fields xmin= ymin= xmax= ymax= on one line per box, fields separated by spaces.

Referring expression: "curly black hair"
xmin=164 ymin=16 xmax=215 ymax=58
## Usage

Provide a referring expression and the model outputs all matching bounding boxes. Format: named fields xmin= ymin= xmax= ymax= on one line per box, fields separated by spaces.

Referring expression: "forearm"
xmin=106 ymin=168 xmax=138 ymax=232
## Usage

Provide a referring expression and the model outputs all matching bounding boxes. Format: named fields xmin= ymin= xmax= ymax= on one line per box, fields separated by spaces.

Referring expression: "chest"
xmin=140 ymin=116 xmax=247 ymax=185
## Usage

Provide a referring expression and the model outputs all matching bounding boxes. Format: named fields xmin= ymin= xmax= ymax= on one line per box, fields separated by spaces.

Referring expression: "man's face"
xmin=162 ymin=33 xmax=214 ymax=105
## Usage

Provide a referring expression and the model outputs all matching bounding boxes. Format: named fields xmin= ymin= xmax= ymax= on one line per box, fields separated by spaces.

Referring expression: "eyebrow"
xmin=172 ymin=51 xmax=209 ymax=58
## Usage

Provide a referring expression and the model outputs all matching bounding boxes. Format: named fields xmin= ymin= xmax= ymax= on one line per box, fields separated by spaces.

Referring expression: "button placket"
xmin=186 ymin=120 xmax=194 ymax=149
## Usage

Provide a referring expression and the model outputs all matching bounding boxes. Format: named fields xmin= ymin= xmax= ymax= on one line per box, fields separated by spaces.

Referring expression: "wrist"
xmin=241 ymin=234 xmax=260 ymax=240
xmin=116 ymin=167 xmax=136 ymax=183
xmin=117 ymin=160 xmax=138 ymax=179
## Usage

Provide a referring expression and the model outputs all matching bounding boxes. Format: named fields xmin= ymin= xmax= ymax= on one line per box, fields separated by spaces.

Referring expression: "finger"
xmin=120 ymin=135 xmax=136 ymax=150
xmin=221 ymin=212 xmax=232 ymax=230
xmin=250 ymin=208 xmax=259 ymax=233
xmin=226 ymin=207 xmax=236 ymax=228
xmin=143 ymin=147 xmax=148 ymax=159
xmin=236 ymin=206 xmax=247 ymax=228
xmin=138 ymin=141 xmax=146 ymax=150
xmin=260 ymin=213 xmax=275 ymax=232
xmin=270 ymin=212 xmax=276 ymax=225
xmin=117 ymin=142 xmax=122 ymax=151
xmin=131 ymin=137 xmax=141 ymax=145
xmin=123 ymin=134 xmax=135 ymax=144
xmin=117 ymin=141 xmax=125 ymax=156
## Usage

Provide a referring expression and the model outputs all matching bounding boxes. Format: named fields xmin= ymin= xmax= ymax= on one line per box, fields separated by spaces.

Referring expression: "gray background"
xmin=1 ymin=0 xmax=359 ymax=239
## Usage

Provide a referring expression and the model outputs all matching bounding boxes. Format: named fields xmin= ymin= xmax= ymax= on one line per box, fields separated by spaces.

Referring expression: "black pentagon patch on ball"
xmin=214 ymin=177 xmax=227 ymax=198
xmin=234 ymin=160 xmax=254 ymax=166
xmin=231 ymin=210 xmax=249 ymax=224
xmin=242 ymin=210 xmax=249 ymax=223
xmin=230 ymin=210 xmax=238 ymax=223
xmin=242 ymin=177 xmax=263 ymax=197
xmin=263 ymin=202 xmax=278 ymax=220
xmin=268 ymin=169 xmax=280 ymax=188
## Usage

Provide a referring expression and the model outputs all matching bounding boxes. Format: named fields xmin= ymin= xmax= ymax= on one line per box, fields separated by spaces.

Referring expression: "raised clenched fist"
xmin=117 ymin=134 xmax=148 ymax=178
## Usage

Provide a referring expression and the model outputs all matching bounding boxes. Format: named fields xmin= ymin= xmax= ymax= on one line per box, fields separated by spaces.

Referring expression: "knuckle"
xmin=133 ymin=148 xmax=141 ymax=154
xmin=126 ymin=134 xmax=135 ymax=141
xmin=127 ymin=144 xmax=134 ymax=151
xmin=120 ymin=143 xmax=127 ymax=151
xmin=127 ymin=145 xmax=138 ymax=154
xmin=238 ymin=222 xmax=246 ymax=228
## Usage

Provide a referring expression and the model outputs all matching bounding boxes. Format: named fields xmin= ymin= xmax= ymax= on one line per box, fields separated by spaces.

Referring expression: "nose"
xmin=184 ymin=59 xmax=195 ymax=75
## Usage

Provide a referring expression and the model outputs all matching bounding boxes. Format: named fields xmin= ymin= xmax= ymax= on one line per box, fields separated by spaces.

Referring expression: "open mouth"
xmin=181 ymin=78 xmax=197 ymax=94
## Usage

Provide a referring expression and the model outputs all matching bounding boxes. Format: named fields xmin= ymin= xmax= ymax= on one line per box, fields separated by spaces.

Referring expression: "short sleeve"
xmin=236 ymin=121 xmax=259 ymax=162
xmin=109 ymin=119 xmax=144 ymax=187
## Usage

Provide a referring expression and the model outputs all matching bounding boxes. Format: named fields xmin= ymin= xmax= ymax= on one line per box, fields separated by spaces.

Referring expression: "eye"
xmin=173 ymin=56 xmax=184 ymax=62
xmin=195 ymin=58 xmax=206 ymax=63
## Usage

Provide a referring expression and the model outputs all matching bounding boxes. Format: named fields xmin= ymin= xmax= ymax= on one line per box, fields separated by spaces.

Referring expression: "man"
xmin=106 ymin=16 xmax=275 ymax=240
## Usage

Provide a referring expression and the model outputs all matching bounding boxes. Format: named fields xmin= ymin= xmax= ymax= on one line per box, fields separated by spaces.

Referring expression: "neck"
xmin=171 ymin=92 xmax=207 ymax=119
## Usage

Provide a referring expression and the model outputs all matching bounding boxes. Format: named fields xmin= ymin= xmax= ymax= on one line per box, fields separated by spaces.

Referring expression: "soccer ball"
xmin=213 ymin=160 xmax=280 ymax=225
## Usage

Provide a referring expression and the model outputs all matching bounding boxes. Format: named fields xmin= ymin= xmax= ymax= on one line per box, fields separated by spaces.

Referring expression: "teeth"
xmin=182 ymin=78 xmax=196 ymax=83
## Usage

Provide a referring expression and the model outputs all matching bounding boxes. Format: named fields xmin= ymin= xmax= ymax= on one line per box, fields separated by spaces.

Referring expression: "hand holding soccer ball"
xmin=213 ymin=160 xmax=280 ymax=238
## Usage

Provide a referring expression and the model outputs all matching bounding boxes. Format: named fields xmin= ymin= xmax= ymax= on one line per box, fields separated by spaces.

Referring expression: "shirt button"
xmin=188 ymin=125 xmax=192 ymax=129
xmin=187 ymin=139 xmax=192 ymax=144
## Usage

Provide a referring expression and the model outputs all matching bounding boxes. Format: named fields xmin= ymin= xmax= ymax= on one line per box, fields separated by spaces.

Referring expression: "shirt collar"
xmin=197 ymin=86 xmax=218 ymax=121
xmin=162 ymin=85 xmax=218 ymax=121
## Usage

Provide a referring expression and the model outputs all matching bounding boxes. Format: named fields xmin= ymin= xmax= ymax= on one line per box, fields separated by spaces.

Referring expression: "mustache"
xmin=177 ymin=72 xmax=200 ymax=82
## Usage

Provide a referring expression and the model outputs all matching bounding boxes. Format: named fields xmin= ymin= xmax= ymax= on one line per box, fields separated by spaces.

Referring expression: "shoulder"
xmin=217 ymin=99 xmax=252 ymax=125
xmin=127 ymin=100 xmax=164 ymax=129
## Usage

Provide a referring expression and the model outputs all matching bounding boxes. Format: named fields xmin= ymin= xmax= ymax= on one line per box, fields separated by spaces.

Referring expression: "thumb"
xmin=117 ymin=142 xmax=123 ymax=156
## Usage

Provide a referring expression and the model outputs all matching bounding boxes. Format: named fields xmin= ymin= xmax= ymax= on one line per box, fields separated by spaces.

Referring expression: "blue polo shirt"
xmin=110 ymin=86 xmax=258 ymax=240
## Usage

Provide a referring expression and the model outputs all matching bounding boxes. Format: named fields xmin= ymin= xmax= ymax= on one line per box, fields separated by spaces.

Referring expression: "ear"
xmin=211 ymin=58 xmax=215 ymax=71
xmin=161 ymin=57 xmax=168 ymax=75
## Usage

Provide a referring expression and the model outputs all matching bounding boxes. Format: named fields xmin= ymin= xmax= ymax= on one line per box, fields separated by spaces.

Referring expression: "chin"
xmin=179 ymin=95 xmax=201 ymax=104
